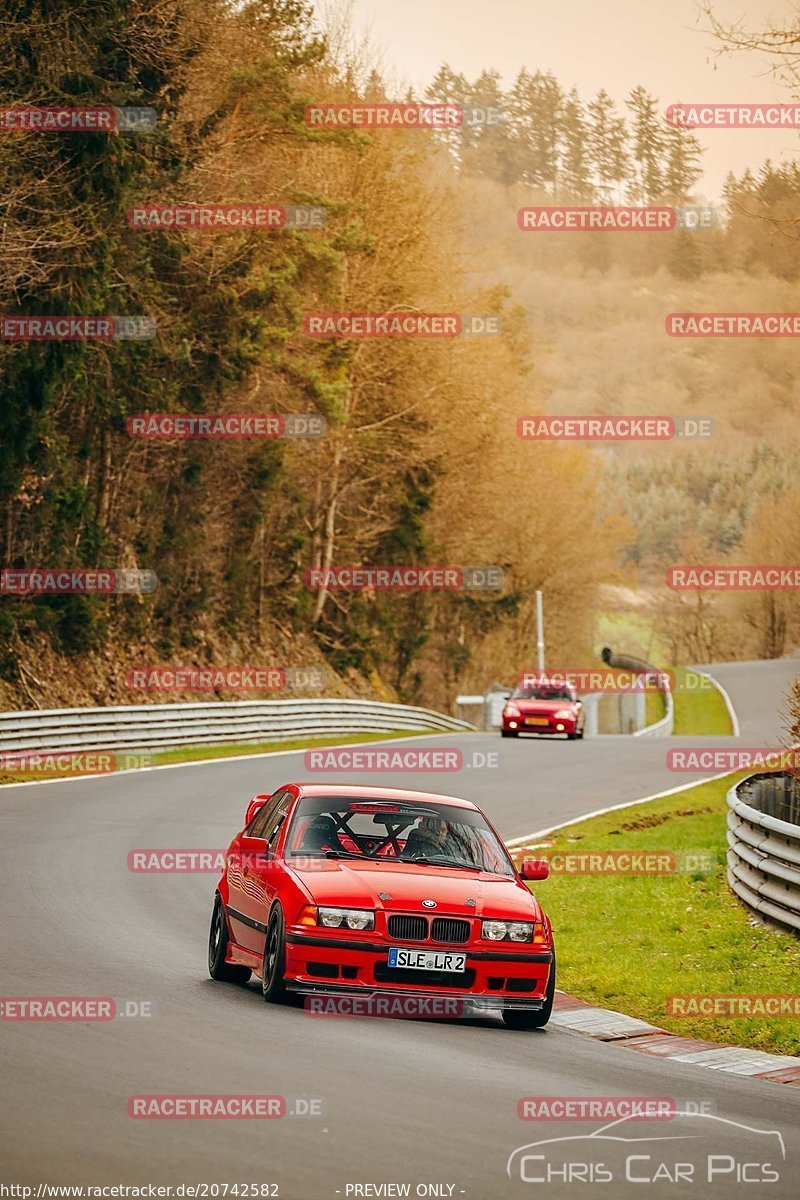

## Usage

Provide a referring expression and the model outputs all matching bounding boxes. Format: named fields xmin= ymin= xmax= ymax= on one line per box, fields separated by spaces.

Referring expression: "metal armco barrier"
xmin=727 ymin=771 xmax=800 ymax=933
xmin=0 ymin=698 xmax=475 ymax=755
xmin=602 ymin=646 xmax=674 ymax=738
xmin=631 ymin=687 xmax=674 ymax=737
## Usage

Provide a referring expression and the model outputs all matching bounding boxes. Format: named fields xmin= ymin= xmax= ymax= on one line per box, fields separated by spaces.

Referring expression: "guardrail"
xmin=601 ymin=648 xmax=673 ymax=738
xmin=632 ymin=686 xmax=674 ymax=738
xmin=726 ymin=771 xmax=800 ymax=933
xmin=0 ymin=699 xmax=475 ymax=755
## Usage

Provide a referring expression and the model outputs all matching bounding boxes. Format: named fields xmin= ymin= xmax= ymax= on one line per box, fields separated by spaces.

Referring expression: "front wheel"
xmin=208 ymin=895 xmax=252 ymax=984
xmin=502 ymin=954 xmax=555 ymax=1030
xmin=262 ymin=906 xmax=289 ymax=1003
xmin=501 ymin=729 xmax=518 ymax=738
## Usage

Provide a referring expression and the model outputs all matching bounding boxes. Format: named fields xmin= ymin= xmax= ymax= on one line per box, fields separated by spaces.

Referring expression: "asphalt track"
xmin=2 ymin=658 xmax=800 ymax=1198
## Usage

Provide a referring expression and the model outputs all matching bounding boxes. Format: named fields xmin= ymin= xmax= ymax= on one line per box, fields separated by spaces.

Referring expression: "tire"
xmin=502 ymin=953 xmax=555 ymax=1030
xmin=261 ymin=906 xmax=289 ymax=1003
xmin=501 ymin=729 xmax=517 ymax=738
xmin=208 ymin=894 xmax=252 ymax=984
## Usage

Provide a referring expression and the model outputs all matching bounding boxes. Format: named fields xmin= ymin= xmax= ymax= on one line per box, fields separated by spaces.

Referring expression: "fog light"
xmin=556 ymin=723 xmax=564 ymax=731
xmin=509 ymin=721 xmax=518 ymax=729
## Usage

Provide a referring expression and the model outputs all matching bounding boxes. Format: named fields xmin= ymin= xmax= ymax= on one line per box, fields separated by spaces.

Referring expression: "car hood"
xmin=510 ymin=698 xmax=577 ymax=714
xmin=287 ymin=858 xmax=542 ymax=920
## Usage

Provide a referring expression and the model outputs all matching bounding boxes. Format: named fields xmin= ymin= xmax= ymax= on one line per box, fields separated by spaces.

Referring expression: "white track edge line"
xmin=691 ymin=667 xmax=741 ymax=738
xmin=0 ymin=730 xmax=468 ymax=793
xmin=505 ymin=769 xmax=737 ymax=846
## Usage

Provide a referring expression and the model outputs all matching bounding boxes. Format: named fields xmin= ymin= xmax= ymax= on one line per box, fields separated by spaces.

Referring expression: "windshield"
xmin=512 ymin=685 xmax=575 ymax=701
xmin=285 ymin=796 xmax=515 ymax=876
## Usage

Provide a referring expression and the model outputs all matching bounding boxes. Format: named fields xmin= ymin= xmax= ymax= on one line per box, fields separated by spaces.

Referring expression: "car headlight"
xmin=318 ymin=906 xmax=374 ymax=930
xmin=554 ymin=709 xmax=574 ymax=719
xmin=481 ymin=919 xmax=534 ymax=942
xmin=504 ymin=704 xmax=520 ymax=717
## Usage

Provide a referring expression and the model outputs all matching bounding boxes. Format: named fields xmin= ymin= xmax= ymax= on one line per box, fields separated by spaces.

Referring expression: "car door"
xmin=259 ymin=793 xmax=293 ymax=916
xmin=227 ymin=789 xmax=289 ymax=953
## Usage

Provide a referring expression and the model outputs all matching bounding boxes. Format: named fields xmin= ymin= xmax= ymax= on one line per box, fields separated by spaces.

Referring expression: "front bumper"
xmin=285 ymin=930 xmax=553 ymax=1007
xmin=293 ymin=982 xmax=545 ymax=1013
xmin=503 ymin=714 xmax=578 ymax=734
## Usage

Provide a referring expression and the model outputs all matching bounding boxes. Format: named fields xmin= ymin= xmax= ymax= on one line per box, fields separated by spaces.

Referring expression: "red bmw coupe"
xmin=208 ymin=783 xmax=555 ymax=1029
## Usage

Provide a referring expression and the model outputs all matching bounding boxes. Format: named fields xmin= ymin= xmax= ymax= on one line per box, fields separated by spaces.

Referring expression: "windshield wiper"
xmin=405 ymin=856 xmax=483 ymax=872
xmin=289 ymin=848 xmax=365 ymax=860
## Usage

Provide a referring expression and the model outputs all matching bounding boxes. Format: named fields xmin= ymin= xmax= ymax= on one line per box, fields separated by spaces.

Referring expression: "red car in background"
xmin=501 ymin=681 xmax=585 ymax=739
xmin=208 ymin=783 xmax=555 ymax=1030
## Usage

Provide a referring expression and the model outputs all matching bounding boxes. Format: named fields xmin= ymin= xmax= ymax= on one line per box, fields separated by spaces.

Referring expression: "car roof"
xmin=288 ymin=783 xmax=478 ymax=810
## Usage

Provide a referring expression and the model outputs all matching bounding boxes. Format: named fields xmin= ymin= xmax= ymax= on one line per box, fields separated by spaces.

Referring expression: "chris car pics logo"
xmin=507 ymin=1112 xmax=785 ymax=1185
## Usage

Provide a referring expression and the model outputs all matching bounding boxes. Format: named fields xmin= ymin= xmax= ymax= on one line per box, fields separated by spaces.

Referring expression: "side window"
xmin=263 ymin=797 xmax=292 ymax=849
xmin=247 ymin=789 xmax=287 ymax=838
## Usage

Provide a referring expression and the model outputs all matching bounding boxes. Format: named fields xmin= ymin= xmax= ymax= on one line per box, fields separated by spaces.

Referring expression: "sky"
xmin=313 ymin=0 xmax=800 ymax=198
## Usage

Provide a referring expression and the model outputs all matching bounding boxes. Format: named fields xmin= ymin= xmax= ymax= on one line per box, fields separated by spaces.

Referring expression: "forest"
xmin=1 ymin=0 xmax=798 ymax=712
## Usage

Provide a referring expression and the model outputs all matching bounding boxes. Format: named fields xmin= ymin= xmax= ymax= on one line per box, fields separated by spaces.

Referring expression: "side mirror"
xmin=520 ymin=857 xmax=550 ymax=881
xmin=244 ymin=793 xmax=271 ymax=828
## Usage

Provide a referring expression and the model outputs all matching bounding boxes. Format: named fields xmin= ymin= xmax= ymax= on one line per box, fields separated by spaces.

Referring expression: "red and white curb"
xmin=552 ymin=991 xmax=800 ymax=1086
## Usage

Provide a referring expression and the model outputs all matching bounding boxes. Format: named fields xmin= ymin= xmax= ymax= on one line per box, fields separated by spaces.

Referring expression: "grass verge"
xmin=520 ymin=774 xmax=800 ymax=1056
xmin=646 ymin=667 xmax=732 ymax=734
xmin=672 ymin=667 xmax=733 ymax=736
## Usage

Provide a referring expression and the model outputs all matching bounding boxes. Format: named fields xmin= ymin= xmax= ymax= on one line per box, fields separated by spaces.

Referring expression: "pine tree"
xmin=462 ymin=68 xmax=512 ymax=181
xmin=509 ymin=69 xmax=563 ymax=192
xmin=426 ymin=63 xmax=470 ymax=166
xmin=663 ymin=122 xmax=704 ymax=201
xmin=586 ymin=89 xmax=629 ymax=202
xmin=558 ymin=87 xmax=593 ymax=201
xmin=625 ymin=86 xmax=666 ymax=202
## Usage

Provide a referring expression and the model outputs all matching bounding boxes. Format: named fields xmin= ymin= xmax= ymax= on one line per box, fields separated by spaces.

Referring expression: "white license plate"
xmin=388 ymin=948 xmax=467 ymax=972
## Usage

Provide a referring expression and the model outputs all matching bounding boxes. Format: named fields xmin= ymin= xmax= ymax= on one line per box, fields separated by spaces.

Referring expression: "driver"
xmin=300 ymin=813 xmax=346 ymax=854
xmin=404 ymin=815 xmax=451 ymax=860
